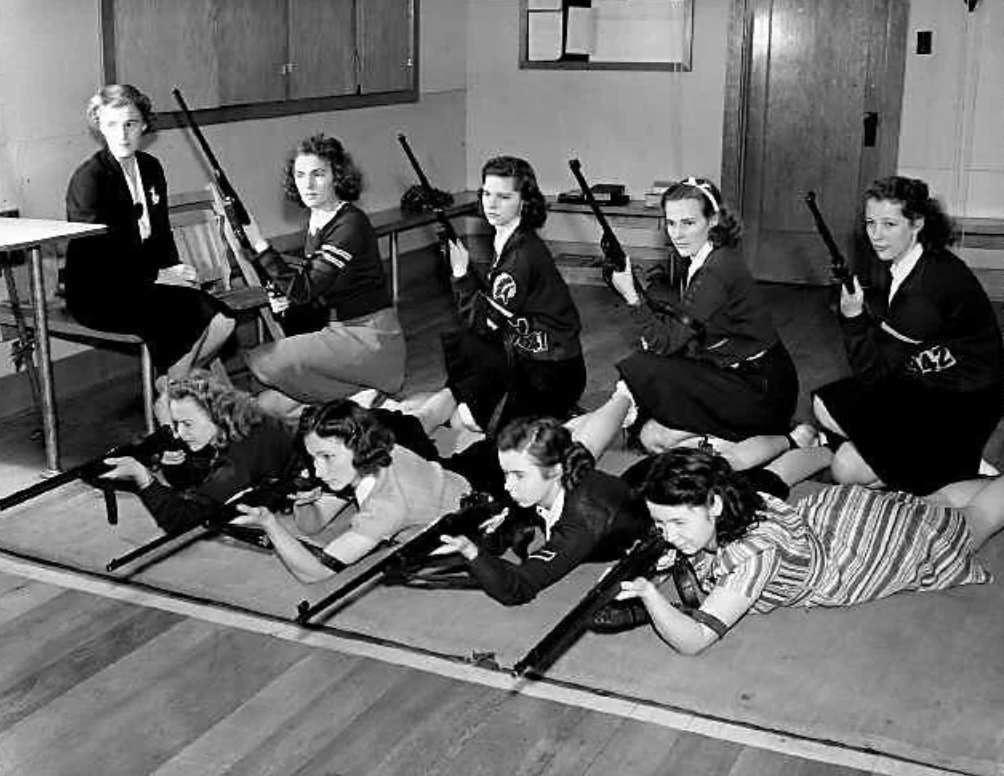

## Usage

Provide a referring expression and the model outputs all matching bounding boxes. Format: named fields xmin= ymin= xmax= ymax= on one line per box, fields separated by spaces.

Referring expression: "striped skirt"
xmin=793 ymin=486 xmax=991 ymax=608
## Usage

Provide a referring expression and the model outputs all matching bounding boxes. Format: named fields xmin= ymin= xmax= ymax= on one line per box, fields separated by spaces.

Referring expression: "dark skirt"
xmin=67 ymin=282 xmax=224 ymax=371
xmin=813 ymin=376 xmax=1002 ymax=494
xmin=441 ymin=329 xmax=586 ymax=433
xmin=616 ymin=340 xmax=799 ymax=442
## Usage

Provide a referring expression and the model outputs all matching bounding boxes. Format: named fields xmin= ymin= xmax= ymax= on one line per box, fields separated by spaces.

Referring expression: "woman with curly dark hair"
xmin=601 ymin=447 xmax=1004 ymax=656
xmin=608 ymin=177 xmax=798 ymax=452
xmin=812 ymin=175 xmax=1003 ymax=494
xmin=98 ymin=370 xmax=295 ymax=535
xmin=431 ymin=155 xmax=585 ymax=436
xmin=243 ymin=134 xmax=405 ymax=422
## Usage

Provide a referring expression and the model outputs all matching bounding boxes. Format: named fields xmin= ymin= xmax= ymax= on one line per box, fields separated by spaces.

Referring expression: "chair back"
xmin=169 ymin=188 xmax=233 ymax=292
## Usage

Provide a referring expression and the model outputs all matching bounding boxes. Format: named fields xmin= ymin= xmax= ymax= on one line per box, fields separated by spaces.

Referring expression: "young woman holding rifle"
xmin=812 ymin=175 xmax=1003 ymax=494
xmin=242 ymin=134 xmax=406 ymax=422
xmin=608 ymin=177 xmax=798 ymax=454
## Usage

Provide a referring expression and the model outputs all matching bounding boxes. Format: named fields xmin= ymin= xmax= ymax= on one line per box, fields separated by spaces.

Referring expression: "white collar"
xmin=686 ymin=241 xmax=714 ymax=281
xmin=888 ymin=242 xmax=923 ymax=301
xmin=493 ymin=221 xmax=519 ymax=260
xmin=353 ymin=473 xmax=376 ymax=506
xmin=534 ymin=486 xmax=565 ymax=540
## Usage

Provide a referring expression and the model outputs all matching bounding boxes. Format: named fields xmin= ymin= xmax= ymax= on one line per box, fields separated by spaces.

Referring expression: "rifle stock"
xmin=804 ymin=191 xmax=855 ymax=293
xmin=0 ymin=426 xmax=175 ymax=522
xmin=296 ymin=492 xmax=502 ymax=624
xmin=512 ymin=534 xmax=666 ymax=678
xmin=568 ymin=159 xmax=626 ymax=272
xmin=397 ymin=133 xmax=460 ymax=245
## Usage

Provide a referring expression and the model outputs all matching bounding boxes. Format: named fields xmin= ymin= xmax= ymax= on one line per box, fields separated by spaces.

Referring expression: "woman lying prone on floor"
xmin=597 ymin=447 xmax=1004 ymax=656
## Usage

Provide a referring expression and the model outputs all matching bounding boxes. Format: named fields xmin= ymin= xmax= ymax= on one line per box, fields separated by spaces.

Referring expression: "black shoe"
xmin=590 ymin=600 xmax=651 ymax=633
xmin=216 ymin=523 xmax=273 ymax=551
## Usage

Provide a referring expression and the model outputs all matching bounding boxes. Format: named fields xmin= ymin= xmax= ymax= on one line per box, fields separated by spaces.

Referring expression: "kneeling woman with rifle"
xmin=608 ymin=177 xmax=798 ymax=452
xmin=243 ymin=134 xmax=406 ymax=421
xmin=99 ymin=370 xmax=296 ymax=536
xmin=432 ymin=156 xmax=585 ymax=436
xmin=605 ymin=448 xmax=1004 ymax=656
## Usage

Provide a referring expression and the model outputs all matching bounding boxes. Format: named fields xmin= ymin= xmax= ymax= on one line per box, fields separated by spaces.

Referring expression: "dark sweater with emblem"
xmin=257 ymin=203 xmax=392 ymax=324
xmin=465 ymin=469 xmax=649 ymax=606
xmin=629 ymin=246 xmax=779 ymax=368
xmin=841 ymin=246 xmax=1003 ymax=392
xmin=452 ymin=228 xmax=582 ymax=361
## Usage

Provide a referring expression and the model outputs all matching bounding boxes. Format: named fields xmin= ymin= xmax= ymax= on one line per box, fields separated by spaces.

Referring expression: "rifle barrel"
xmin=397 ymin=134 xmax=458 ymax=244
xmin=804 ymin=191 xmax=854 ymax=292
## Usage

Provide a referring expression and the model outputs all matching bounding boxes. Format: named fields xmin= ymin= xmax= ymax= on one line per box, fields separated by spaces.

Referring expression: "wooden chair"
xmin=0 ymin=187 xmax=281 ymax=434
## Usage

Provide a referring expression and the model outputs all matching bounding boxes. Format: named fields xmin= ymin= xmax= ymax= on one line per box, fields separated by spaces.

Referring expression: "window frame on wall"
xmin=519 ymin=0 xmax=694 ymax=72
xmin=100 ymin=0 xmax=419 ymax=128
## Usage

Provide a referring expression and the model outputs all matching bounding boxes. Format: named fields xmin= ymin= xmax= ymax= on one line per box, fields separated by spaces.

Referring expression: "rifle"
xmin=512 ymin=533 xmax=667 ymax=678
xmin=295 ymin=491 xmax=504 ymax=624
xmin=804 ymin=191 xmax=855 ymax=293
xmin=171 ymin=87 xmax=285 ymax=321
xmin=0 ymin=425 xmax=176 ymax=524
xmin=397 ymin=133 xmax=460 ymax=245
xmin=568 ymin=159 xmax=627 ymax=273
xmin=105 ymin=474 xmax=307 ymax=573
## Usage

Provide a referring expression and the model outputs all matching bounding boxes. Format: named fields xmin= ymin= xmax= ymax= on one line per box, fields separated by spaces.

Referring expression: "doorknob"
xmin=863 ymin=111 xmax=879 ymax=147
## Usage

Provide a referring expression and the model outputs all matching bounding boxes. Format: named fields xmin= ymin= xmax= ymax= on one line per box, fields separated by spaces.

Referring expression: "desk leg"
xmin=389 ymin=232 xmax=400 ymax=305
xmin=27 ymin=245 xmax=60 ymax=473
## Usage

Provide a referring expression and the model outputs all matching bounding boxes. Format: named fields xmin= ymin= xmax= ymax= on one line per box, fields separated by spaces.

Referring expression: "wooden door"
xmin=722 ymin=0 xmax=909 ymax=284
xmin=288 ymin=0 xmax=356 ymax=100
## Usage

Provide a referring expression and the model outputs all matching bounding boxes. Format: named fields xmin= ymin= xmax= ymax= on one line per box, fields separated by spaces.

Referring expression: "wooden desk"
xmin=0 ymin=218 xmax=107 ymax=472
xmin=271 ymin=191 xmax=480 ymax=302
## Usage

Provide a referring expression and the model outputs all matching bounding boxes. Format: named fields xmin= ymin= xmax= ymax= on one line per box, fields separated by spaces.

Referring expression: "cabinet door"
xmin=213 ymin=0 xmax=287 ymax=105
xmin=110 ymin=0 xmax=216 ymax=109
xmin=357 ymin=0 xmax=415 ymax=93
xmin=288 ymin=0 xmax=356 ymax=99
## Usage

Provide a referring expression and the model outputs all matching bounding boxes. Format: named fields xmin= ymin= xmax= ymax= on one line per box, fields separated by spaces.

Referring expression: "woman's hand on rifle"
xmin=448 ymin=240 xmax=470 ymax=278
xmin=100 ymin=456 xmax=154 ymax=490
xmin=438 ymin=534 xmax=479 ymax=561
xmin=838 ymin=275 xmax=865 ymax=318
xmin=610 ymin=255 xmax=641 ymax=306
xmin=241 ymin=215 xmax=271 ymax=255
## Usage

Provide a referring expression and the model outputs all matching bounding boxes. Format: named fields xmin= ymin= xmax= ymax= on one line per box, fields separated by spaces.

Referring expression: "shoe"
xmin=590 ymin=599 xmax=650 ymax=633
xmin=979 ymin=458 xmax=1000 ymax=477
xmin=787 ymin=422 xmax=819 ymax=450
xmin=348 ymin=388 xmax=382 ymax=409
xmin=613 ymin=380 xmax=638 ymax=429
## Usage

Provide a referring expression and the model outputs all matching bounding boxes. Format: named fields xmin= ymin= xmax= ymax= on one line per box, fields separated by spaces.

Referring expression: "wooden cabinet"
xmin=102 ymin=0 xmax=417 ymax=125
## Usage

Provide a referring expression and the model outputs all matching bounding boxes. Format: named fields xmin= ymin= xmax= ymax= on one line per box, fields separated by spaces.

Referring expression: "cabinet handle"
xmin=863 ymin=111 xmax=878 ymax=147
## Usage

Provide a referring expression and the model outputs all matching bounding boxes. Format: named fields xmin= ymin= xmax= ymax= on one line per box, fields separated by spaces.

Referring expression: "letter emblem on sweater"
xmin=493 ymin=272 xmax=517 ymax=306
xmin=908 ymin=344 xmax=957 ymax=375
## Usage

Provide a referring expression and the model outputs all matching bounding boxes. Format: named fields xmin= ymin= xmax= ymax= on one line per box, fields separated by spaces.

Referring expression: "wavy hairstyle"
xmin=479 ymin=155 xmax=548 ymax=231
xmin=86 ymin=84 xmax=155 ymax=136
xmin=496 ymin=416 xmax=595 ymax=492
xmin=299 ymin=399 xmax=394 ymax=477
xmin=282 ymin=134 xmax=364 ymax=205
xmin=639 ymin=448 xmax=762 ymax=545
xmin=661 ymin=177 xmax=742 ymax=249
xmin=166 ymin=369 xmax=263 ymax=449
xmin=863 ymin=175 xmax=956 ymax=251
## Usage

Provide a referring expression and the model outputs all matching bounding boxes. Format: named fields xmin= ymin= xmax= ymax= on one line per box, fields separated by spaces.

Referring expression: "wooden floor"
xmin=0 ymin=247 xmax=998 ymax=776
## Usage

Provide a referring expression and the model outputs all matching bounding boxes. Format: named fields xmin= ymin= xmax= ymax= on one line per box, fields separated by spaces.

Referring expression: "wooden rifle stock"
xmin=512 ymin=534 xmax=667 ymax=678
xmin=296 ymin=492 xmax=502 ymax=624
xmin=804 ymin=191 xmax=855 ymax=293
xmin=568 ymin=159 xmax=626 ymax=272
xmin=397 ymin=133 xmax=460 ymax=244
xmin=0 ymin=426 xmax=175 ymax=523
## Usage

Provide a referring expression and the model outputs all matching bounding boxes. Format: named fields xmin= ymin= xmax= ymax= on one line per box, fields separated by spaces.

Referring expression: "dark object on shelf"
xmin=400 ymin=184 xmax=455 ymax=214
xmin=557 ymin=183 xmax=630 ymax=207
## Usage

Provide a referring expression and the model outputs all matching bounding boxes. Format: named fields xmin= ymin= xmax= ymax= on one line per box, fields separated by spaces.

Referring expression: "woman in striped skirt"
xmin=599 ymin=448 xmax=1003 ymax=656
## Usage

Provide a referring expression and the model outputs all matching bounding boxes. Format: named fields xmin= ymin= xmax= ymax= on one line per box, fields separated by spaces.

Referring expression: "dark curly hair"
xmin=282 ymin=134 xmax=363 ymax=206
xmin=863 ymin=175 xmax=956 ymax=251
xmin=496 ymin=416 xmax=595 ymax=492
xmin=662 ymin=177 xmax=742 ymax=249
xmin=639 ymin=449 xmax=763 ymax=545
xmin=479 ymin=156 xmax=548 ymax=231
xmin=299 ymin=398 xmax=394 ymax=477
xmin=86 ymin=84 xmax=155 ymax=137
xmin=166 ymin=369 xmax=263 ymax=449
